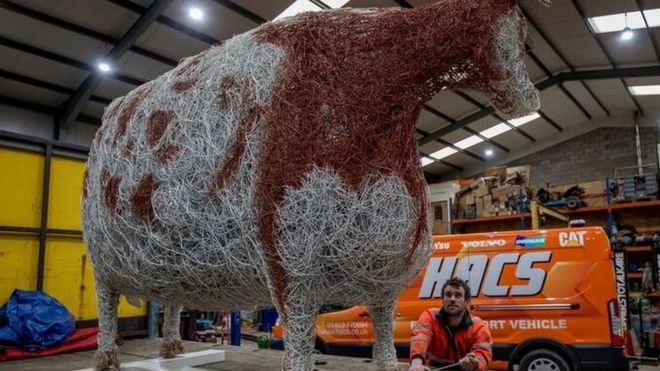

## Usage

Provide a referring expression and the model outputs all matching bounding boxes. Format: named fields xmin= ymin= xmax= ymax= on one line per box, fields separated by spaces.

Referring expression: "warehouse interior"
xmin=1 ymin=0 xmax=660 ymax=370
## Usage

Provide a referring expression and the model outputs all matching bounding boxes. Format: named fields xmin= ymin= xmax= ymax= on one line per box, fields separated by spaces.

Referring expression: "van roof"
xmin=434 ymin=226 xmax=606 ymax=241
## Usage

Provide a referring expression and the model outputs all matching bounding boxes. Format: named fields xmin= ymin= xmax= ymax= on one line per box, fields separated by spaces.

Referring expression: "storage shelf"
xmin=630 ymin=291 xmax=660 ymax=298
xmin=452 ymin=214 xmax=530 ymax=225
xmin=452 ymin=200 xmax=660 ymax=225
xmin=627 ymin=246 xmax=653 ymax=252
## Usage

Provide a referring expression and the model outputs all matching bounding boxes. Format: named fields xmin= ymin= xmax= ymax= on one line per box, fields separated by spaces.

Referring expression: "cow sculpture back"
xmin=82 ymin=1 xmax=541 ymax=370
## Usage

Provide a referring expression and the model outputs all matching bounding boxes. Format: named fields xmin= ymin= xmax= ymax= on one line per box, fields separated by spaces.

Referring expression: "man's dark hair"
xmin=441 ymin=277 xmax=471 ymax=301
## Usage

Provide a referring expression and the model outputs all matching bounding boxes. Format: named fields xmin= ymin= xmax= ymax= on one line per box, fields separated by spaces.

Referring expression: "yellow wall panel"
xmin=48 ymin=156 xmax=86 ymax=230
xmin=44 ymin=237 xmax=147 ymax=321
xmin=0 ymin=235 xmax=38 ymax=304
xmin=0 ymin=147 xmax=43 ymax=227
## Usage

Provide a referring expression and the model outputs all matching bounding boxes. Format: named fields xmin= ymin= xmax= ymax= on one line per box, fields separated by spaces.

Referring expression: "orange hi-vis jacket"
xmin=410 ymin=308 xmax=493 ymax=370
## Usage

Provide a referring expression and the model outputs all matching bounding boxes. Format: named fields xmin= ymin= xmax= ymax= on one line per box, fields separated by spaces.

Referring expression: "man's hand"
xmin=458 ymin=353 xmax=479 ymax=371
xmin=408 ymin=357 xmax=429 ymax=371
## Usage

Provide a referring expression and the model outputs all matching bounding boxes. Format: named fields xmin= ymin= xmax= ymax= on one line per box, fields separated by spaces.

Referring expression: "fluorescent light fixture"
xmin=629 ymin=84 xmax=660 ymax=95
xmin=322 ymin=0 xmax=350 ymax=8
xmin=276 ymin=0 xmax=322 ymax=20
xmin=508 ymin=112 xmax=540 ymax=127
xmin=485 ymin=149 xmax=494 ymax=157
xmin=479 ymin=123 xmax=511 ymax=138
xmin=275 ymin=0 xmax=348 ymax=20
xmin=620 ymin=27 xmax=634 ymax=40
xmin=644 ymin=8 xmax=660 ymax=27
xmin=588 ymin=11 xmax=645 ymax=33
xmin=188 ymin=7 xmax=204 ymax=21
xmin=429 ymin=147 xmax=458 ymax=161
xmin=420 ymin=157 xmax=435 ymax=167
xmin=97 ymin=62 xmax=112 ymax=73
xmin=454 ymin=135 xmax=483 ymax=149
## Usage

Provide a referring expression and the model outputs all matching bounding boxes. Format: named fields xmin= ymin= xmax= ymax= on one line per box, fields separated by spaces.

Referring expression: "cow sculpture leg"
xmin=160 ymin=304 xmax=185 ymax=358
xmin=370 ymin=296 xmax=399 ymax=371
xmin=93 ymin=281 xmax=120 ymax=370
xmin=281 ymin=284 xmax=320 ymax=370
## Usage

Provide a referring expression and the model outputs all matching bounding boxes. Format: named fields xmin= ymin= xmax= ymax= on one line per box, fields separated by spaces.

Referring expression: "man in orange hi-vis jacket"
xmin=409 ymin=277 xmax=492 ymax=371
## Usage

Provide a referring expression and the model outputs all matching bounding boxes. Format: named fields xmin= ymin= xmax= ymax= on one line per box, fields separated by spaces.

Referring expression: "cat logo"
xmin=559 ymin=231 xmax=587 ymax=247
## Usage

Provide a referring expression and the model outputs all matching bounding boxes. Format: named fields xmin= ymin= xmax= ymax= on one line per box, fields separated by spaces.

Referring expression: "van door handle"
xmin=358 ymin=311 xmax=369 ymax=319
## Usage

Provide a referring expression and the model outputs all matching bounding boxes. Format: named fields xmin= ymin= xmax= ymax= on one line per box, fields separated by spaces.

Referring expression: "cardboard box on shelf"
xmin=475 ymin=182 xmax=491 ymax=198
xmin=476 ymin=197 xmax=484 ymax=217
xmin=430 ymin=201 xmax=450 ymax=235
xmin=491 ymin=185 xmax=515 ymax=201
xmin=485 ymin=166 xmax=507 ymax=180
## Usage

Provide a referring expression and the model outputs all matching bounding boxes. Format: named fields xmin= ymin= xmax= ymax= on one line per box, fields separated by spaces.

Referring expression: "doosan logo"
xmin=515 ymin=235 xmax=546 ymax=248
xmin=461 ymin=240 xmax=506 ymax=248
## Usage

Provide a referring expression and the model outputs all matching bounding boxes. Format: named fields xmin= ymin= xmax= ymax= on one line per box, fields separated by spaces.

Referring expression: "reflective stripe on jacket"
xmin=410 ymin=308 xmax=492 ymax=371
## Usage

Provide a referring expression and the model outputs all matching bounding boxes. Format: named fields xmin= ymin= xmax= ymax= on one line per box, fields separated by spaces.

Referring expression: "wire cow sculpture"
xmin=82 ymin=1 xmax=542 ymax=369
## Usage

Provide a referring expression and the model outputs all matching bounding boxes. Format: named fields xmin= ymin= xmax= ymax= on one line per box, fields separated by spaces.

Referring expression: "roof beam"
xmin=418 ymin=64 xmax=660 ymax=146
xmin=105 ymin=0 xmax=220 ymax=44
xmin=57 ymin=0 xmax=173 ymax=130
xmin=0 ymin=94 xmax=101 ymax=125
xmin=0 ymin=36 xmax=146 ymax=86
xmin=0 ymin=0 xmax=178 ymax=67
xmin=0 ymin=69 xmax=112 ymax=105
xmin=570 ymin=0 xmax=644 ymax=115
xmin=209 ymin=0 xmax=266 ymax=24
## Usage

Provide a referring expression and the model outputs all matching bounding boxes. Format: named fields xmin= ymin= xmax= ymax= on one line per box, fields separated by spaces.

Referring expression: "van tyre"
xmin=519 ymin=349 xmax=571 ymax=371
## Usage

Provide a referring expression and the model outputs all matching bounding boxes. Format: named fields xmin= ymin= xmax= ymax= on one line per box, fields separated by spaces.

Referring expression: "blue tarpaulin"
xmin=0 ymin=289 xmax=75 ymax=351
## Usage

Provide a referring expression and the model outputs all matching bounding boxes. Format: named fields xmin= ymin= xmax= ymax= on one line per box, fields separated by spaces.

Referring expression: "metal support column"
xmin=36 ymin=144 xmax=52 ymax=291
xmin=230 ymin=311 xmax=241 ymax=346
xmin=148 ymin=301 xmax=159 ymax=338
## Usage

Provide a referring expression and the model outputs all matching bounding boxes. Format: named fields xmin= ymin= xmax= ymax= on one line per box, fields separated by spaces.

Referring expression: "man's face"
xmin=443 ymin=285 xmax=468 ymax=316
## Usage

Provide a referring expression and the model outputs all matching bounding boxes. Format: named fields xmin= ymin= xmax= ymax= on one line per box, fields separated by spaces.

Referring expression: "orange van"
xmin=272 ymin=227 xmax=631 ymax=371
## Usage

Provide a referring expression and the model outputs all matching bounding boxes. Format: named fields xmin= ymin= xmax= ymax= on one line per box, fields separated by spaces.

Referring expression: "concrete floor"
xmin=0 ymin=339 xmax=657 ymax=370
xmin=0 ymin=338 xmax=396 ymax=371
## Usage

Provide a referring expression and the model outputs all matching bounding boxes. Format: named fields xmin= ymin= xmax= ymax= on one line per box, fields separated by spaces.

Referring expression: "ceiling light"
xmin=97 ymin=62 xmax=112 ymax=73
xmin=322 ymin=0 xmax=350 ymax=8
xmin=276 ymin=0 xmax=320 ymax=20
xmin=480 ymin=123 xmax=511 ymax=138
xmin=189 ymin=7 xmax=204 ymax=20
xmin=275 ymin=0 xmax=348 ymax=20
xmin=620 ymin=26 xmax=634 ymax=40
xmin=485 ymin=149 xmax=494 ymax=157
xmin=454 ymin=135 xmax=484 ymax=149
xmin=420 ymin=157 xmax=435 ymax=167
xmin=629 ymin=85 xmax=660 ymax=95
xmin=429 ymin=147 xmax=458 ymax=161
xmin=588 ymin=11 xmax=645 ymax=33
xmin=508 ymin=112 xmax=540 ymax=127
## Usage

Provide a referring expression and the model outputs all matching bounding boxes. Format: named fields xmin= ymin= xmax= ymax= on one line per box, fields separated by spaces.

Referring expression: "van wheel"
xmin=519 ymin=349 xmax=570 ymax=371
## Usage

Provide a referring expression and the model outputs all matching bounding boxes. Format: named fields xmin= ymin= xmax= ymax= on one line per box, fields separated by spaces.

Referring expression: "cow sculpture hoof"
xmin=159 ymin=339 xmax=185 ymax=358
xmin=93 ymin=346 xmax=120 ymax=370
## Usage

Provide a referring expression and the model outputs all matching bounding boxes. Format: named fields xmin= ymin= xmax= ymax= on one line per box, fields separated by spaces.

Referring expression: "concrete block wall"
xmin=508 ymin=127 xmax=659 ymax=188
